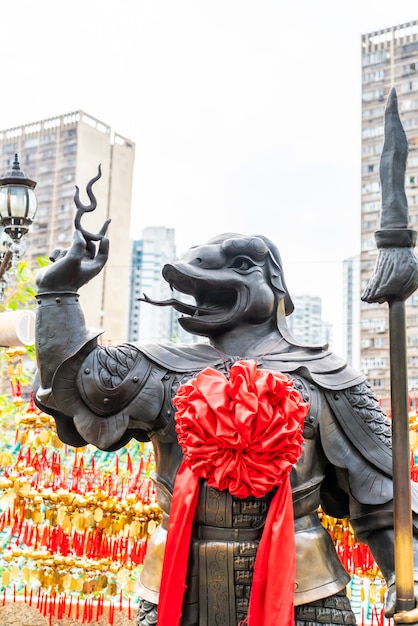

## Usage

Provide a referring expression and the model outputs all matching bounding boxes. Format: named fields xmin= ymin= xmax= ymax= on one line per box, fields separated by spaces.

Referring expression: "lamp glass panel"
xmin=8 ymin=187 xmax=29 ymax=218
xmin=0 ymin=188 xmax=9 ymax=218
xmin=27 ymin=189 xmax=37 ymax=219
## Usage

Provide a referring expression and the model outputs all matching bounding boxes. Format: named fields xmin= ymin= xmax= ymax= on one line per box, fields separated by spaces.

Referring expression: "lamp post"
xmin=0 ymin=229 xmax=13 ymax=299
xmin=0 ymin=153 xmax=37 ymax=283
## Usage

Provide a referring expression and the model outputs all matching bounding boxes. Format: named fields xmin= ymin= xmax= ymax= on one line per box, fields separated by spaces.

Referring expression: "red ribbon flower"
xmin=157 ymin=360 xmax=309 ymax=626
xmin=174 ymin=359 xmax=306 ymax=497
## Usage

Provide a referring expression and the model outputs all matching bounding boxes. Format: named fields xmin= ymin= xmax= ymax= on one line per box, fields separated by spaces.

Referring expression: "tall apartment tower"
xmin=0 ymin=111 xmax=135 ymax=344
xmin=287 ymin=294 xmax=332 ymax=348
xmin=343 ymin=254 xmax=360 ymax=370
xmin=128 ymin=227 xmax=176 ymax=343
xmin=361 ymin=21 xmax=418 ymax=400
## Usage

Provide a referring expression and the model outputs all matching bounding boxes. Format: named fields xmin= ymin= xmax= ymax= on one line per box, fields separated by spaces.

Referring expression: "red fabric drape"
xmin=156 ymin=462 xmax=200 ymax=625
xmin=247 ymin=477 xmax=296 ymax=625
xmin=156 ymin=360 xmax=308 ymax=626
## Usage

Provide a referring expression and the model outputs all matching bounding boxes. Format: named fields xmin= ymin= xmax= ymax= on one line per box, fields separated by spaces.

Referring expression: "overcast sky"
xmin=1 ymin=0 xmax=418 ymax=352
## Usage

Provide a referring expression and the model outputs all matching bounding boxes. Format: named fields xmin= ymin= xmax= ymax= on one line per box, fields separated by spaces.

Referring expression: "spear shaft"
xmin=389 ymin=299 xmax=415 ymax=611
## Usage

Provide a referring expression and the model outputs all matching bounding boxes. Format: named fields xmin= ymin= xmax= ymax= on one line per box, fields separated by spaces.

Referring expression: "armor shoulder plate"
xmin=76 ymin=344 xmax=153 ymax=416
xmin=324 ymin=380 xmax=392 ymax=476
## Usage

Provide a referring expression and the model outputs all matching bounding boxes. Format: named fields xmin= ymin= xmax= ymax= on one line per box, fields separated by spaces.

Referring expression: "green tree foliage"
xmin=0 ymin=257 xmax=50 ymax=423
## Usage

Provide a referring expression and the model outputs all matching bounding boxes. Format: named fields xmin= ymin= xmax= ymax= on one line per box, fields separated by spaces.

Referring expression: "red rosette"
xmin=173 ymin=359 xmax=307 ymax=498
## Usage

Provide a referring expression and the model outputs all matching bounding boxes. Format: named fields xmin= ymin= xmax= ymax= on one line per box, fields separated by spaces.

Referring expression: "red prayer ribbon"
xmin=157 ymin=360 xmax=308 ymax=626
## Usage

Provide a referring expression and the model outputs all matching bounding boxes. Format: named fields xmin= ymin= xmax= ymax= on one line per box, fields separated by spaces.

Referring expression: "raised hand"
xmin=36 ymin=229 xmax=109 ymax=294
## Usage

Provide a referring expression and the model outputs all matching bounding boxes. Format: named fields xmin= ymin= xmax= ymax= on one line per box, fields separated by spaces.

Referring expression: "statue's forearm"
xmin=361 ymin=528 xmax=396 ymax=584
xmin=35 ymin=292 xmax=98 ymax=390
xmin=355 ymin=526 xmax=418 ymax=585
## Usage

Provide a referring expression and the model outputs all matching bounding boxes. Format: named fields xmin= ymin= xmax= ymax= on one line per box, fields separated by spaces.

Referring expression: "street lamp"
xmin=0 ymin=154 xmax=37 ymax=280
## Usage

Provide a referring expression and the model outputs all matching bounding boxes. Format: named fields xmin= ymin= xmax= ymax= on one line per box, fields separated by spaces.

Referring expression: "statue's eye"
xmin=229 ymin=257 xmax=256 ymax=271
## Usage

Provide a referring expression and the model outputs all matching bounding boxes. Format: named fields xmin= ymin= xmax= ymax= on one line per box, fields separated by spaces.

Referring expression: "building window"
xmin=370 ymin=378 xmax=383 ymax=387
xmin=361 ymin=357 xmax=386 ymax=369
xmin=63 ymin=144 xmax=77 ymax=155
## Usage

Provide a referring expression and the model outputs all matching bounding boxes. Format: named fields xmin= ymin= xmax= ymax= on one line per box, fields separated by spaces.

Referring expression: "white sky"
xmin=1 ymin=0 xmax=418 ymax=352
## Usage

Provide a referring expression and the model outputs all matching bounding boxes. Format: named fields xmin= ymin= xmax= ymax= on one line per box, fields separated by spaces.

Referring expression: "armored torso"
xmin=135 ymin=367 xmax=350 ymax=624
xmin=35 ymin=340 xmax=397 ymax=625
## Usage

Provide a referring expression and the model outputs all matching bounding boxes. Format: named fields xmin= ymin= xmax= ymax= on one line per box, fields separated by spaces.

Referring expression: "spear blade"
xmin=380 ymin=88 xmax=409 ymax=230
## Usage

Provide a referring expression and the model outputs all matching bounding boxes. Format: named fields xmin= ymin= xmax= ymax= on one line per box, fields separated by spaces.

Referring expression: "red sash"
xmin=156 ymin=361 xmax=308 ymax=626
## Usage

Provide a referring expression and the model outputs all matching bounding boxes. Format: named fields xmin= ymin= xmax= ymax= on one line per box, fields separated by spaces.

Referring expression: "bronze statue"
xmin=34 ymin=92 xmax=418 ymax=626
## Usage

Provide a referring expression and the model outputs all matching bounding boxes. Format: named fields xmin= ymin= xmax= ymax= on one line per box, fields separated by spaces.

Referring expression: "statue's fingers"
xmin=84 ymin=238 xmax=109 ymax=279
xmin=96 ymin=237 xmax=109 ymax=262
xmin=85 ymin=241 xmax=96 ymax=259
xmin=99 ymin=219 xmax=111 ymax=237
xmin=394 ymin=607 xmax=418 ymax=623
xmin=65 ymin=229 xmax=88 ymax=260
xmin=49 ymin=248 xmax=68 ymax=263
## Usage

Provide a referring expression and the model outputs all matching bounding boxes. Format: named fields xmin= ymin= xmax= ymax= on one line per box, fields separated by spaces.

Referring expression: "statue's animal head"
xmin=158 ymin=233 xmax=294 ymax=338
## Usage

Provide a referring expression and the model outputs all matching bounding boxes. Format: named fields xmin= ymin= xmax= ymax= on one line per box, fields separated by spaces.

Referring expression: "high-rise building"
xmin=361 ymin=20 xmax=418 ymax=400
xmin=343 ymin=254 xmax=361 ymax=369
xmin=287 ymin=294 xmax=332 ymax=348
xmin=128 ymin=227 xmax=203 ymax=345
xmin=0 ymin=111 xmax=135 ymax=344
xmin=128 ymin=227 xmax=176 ymax=343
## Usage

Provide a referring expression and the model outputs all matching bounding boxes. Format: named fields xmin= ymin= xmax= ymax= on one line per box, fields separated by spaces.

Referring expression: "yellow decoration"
xmin=39 ymin=429 xmax=49 ymax=444
xmin=369 ymin=582 xmax=376 ymax=603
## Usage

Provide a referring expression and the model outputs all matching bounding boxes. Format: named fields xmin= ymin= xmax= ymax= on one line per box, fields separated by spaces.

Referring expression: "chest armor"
xmin=140 ymin=370 xmax=350 ymax=624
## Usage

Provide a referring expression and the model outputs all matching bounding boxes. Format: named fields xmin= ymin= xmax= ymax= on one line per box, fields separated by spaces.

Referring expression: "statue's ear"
xmin=266 ymin=252 xmax=294 ymax=316
xmin=267 ymin=252 xmax=286 ymax=293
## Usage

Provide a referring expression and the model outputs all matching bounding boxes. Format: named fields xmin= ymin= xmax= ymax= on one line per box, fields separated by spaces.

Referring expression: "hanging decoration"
xmin=0 ymin=349 xmax=160 ymax=625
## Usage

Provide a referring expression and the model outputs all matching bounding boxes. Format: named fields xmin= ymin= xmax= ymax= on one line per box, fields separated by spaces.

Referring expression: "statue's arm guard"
xmin=320 ymin=380 xmax=418 ymax=584
xmin=35 ymin=293 xmax=166 ymax=450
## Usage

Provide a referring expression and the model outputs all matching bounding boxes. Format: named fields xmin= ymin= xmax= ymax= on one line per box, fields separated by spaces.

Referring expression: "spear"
xmin=362 ymin=87 xmax=418 ymax=619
